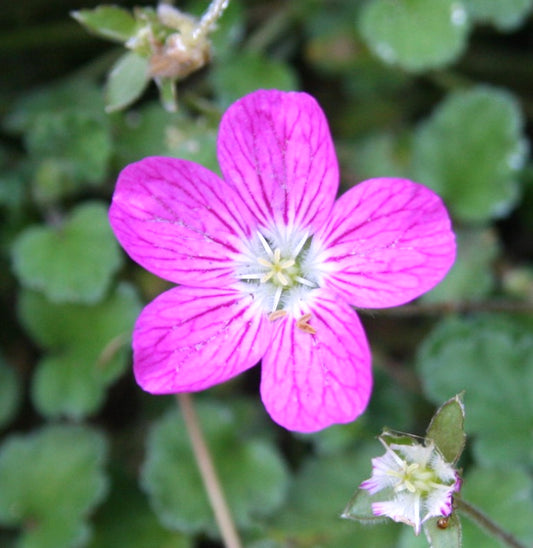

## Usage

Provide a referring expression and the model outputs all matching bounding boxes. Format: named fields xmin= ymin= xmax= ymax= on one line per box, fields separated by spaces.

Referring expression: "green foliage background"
xmin=1 ymin=1 xmax=533 ymax=547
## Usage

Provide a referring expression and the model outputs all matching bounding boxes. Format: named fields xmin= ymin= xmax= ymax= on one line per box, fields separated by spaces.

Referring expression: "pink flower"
xmin=109 ymin=89 xmax=455 ymax=432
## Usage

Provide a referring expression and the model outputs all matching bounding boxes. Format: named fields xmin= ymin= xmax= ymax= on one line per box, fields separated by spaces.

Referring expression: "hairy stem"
xmin=455 ymin=497 xmax=527 ymax=548
xmin=177 ymin=393 xmax=243 ymax=548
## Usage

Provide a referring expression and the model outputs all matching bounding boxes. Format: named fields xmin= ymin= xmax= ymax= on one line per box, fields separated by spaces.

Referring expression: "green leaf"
xmin=0 ymin=357 xmax=21 ymax=430
xmin=113 ymin=103 xmax=220 ymax=175
xmin=423 ymin=228 xmax=499 ymax=302
xmin=88 ymin=470 xmax=191 ymax=548
xmin=105 ymin=51 xmax=150 ymax=112
xmin=417 ymin=315 xmax=533 ymax=466
xmin=0 ymin=425 xmax=108 ymax=548
xmin=463 ymin=0 xmax=533 ymax=30
xmin=210 ymin=50 xmax=298 ymax=109
xmin=275 ymin=444 xmax=401 ymax=547
xmin=358 ymin=0 xmax=470 ymax=72
xmin=72 ymin=6 xmax=138 ymax=42
xmin=26 ymin=110 xmax=112 ymax=191
xmin=398 ymin=513 xmax=462 ymax=548
xmin=423 ymin=513 xmax=462 ymax=548
xmin=413 ymin=86 xmax=527 ymax=223
xmin=426 ymin=394 xmax=466 ymax=465
xmin=4 ymin=80 xmax=105 ymax=135
xmin=12 ymin=201 xmax=122 ymax=304
xmin=19 ymin=283 xmax=141 ymax=419
xmin=141 ymin=400 xmax=289 ymax=537
xmin=459 ymin=466 xmax=533 ymax=547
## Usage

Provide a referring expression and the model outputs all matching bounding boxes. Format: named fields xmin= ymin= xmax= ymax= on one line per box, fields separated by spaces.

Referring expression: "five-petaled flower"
xmin=360 ymin=436 xmax=461 ymax=534
xmin=109 ymin=89 xmax=456 ymax=432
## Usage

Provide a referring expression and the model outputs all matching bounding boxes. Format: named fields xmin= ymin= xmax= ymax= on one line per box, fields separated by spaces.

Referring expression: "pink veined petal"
xmin=133 ymin=286 xmax=273 ymax=393
xmin=109 ymin=156 xmax=257 ymax=286
xmin=217 ymin=90 xmax=339 ymax=232
xmin=260 ymin=291 xmax=372 ymax=432
xmin=316 ymin=178 xmax=456 ymax=308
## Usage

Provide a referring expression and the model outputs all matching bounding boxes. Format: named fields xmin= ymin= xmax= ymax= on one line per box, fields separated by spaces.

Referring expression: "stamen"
xmin=271 ymin=285 xmax=283 ymax=312
xmin=292 ymin=231 xmax=309 ymax=257
xmin=296 ymin=313 xmax=317 ymax=334
xmin=268 ymin=310 xmax=288 ymax=321
xmin=295 ymin=275 xmax=316 ymax=287
xmin=257 ymin=231 xmax=274 ymax=258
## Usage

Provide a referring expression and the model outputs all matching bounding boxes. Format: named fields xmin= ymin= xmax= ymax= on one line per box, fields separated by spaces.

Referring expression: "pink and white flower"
xmin=360 ymin=437 xmax=461 ymax=534
xmin=109 ymin=89 xmax=455 ymax=432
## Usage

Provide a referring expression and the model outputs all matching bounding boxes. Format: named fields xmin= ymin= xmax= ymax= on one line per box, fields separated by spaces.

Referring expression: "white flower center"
xmin=234 ymin=225 xmax=324 ymax=315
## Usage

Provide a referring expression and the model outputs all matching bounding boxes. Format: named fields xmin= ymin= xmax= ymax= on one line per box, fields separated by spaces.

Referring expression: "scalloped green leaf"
xmin=413 ymin=86 xmax=527 ymax=223
xmin=358 ymin=0 xmax=470 ymax=72
xmin=0 ymin=425 xmax=108 ymax=548
xmin=0 ymin=357 xmax=21 ymax=430
xmin=12 ymin=202 xmax=122 ymax=304
xmin=72 ymin=6 xmax=138 ymax=42
xmin=105 ymin=51 xmax=150 ymax=113
xmin=88 ymin=471 xmax=191 ymax=548
xmin=426 ymin=394 xmax=466 ymax=465
xmin=19 ymin=283 xmax=141 ymax=419
xmin=141 ymin=400 xmax=289 ymax=537
xmin=423 ymin=228 xmax=499 ymax=302
xmin=464 ymin=0 xmax=533 ymax=30
xmin=417 ymin=315 xmax=533 ymax=466
xmin=26 ymin=110 xmax=112 ymax=190
xmin=276 ymin=443 xmax=401 ymax=547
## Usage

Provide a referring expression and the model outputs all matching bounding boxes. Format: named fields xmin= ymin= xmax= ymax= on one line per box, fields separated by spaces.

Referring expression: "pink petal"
xmin=217 ymin=90 xmax=338 ymax=232
xmin=133 ymin=286 xmax=273 ymax=393
xmin=317 ymin=178 xmax=456 ymax=308
xmin=260 ymin=291 xmax=372 ymax=432
xmin=109 ymin=156 xmax=257 ymax=286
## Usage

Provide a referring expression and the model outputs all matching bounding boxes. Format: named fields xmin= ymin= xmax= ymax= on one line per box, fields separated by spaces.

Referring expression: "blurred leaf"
xmin=459 ymin=466 xmax=533 ymax=547
xmin=417 ymin=315 xmax=533 ymax=466
xmin=12 ymin=202 xmax=122 ymax=304
xmin=26 ymin=110 xmax=112 ymax=194
xmin=105 ymin=51 xmax=150 ymax=113
xmin=413 ymin=86 xmax=527 ymax=223
xmin=141 ymin=400 xmax=289 ymax=537
xmin=210 ymin=50 xmax=298 ymax=108
xmin=463 ymin=0 xmax=533 ymax=30
xmin=19 ymin=283 xmax=141 ymax=419
xmin=426 ymin=394 xmax=466 ymax=465
xmin=341 ymin=132 xmax=411 ymax=182
xmin=274 ymin=443 xmax=401 ymax=547
xmin=0 ymin=357 xmax=21 ymax=430
xmin=89 ymin=470 xmax=191 ymax=548
xmin=72 ymin=6 xmax=138 ymax=42
xmin=0 ymin=425 xmax=108 ymax=548
xmin=4 ymin=81 xmax=105 ymax=135
xmin=358 ymin=0 xmax=470 ymax=71
xmin=113 ymin=103 xmax=219 ymax=174
xmin=423 ymin=228 xmax=499 ymax=302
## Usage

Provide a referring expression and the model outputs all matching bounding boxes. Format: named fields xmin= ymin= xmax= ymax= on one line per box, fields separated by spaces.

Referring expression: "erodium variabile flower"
xmin=109 ymin=89 xmax=456 ymax=432
xmin=360 ymin=437 xmax=461 ymax=534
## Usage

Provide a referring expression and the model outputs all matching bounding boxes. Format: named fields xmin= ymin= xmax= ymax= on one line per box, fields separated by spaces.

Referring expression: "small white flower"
xmin=360 ymin=436 xmax=460 ymax=534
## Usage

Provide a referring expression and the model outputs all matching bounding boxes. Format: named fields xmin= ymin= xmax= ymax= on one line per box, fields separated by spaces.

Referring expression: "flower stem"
xmin=176 ymin=393 xmax=243 ymax=548
xmin=455 ymin=497 xmax=527 ymax=548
